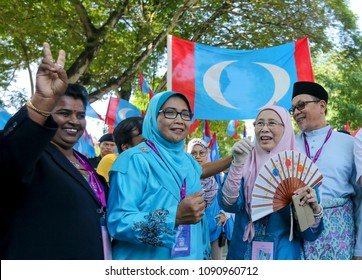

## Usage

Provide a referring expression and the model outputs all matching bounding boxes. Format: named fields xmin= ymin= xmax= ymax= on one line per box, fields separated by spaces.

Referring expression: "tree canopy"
xmin=1 ymin=0 xmax=361 ymax=138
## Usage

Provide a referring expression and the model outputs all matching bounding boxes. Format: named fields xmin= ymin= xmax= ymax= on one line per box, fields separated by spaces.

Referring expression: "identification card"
xmin=100 ymin=217 xmax=112 ymax=260
xmin=171 ymin=224 xmax=191 ymax=257
xmin=251 ymin=241 xmax=274 ymax=260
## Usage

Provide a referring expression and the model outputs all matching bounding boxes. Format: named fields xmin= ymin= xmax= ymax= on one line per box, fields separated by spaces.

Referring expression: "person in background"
xmin=219 ymin=105 xmax=323 ymax=260
xmin=355 ymin=129 xmax=362 ymax=187
xmin=290 ymin=81 xmax=361 ymax=259
xmin=187 ymin=138 xmax=234 ymax=260
xmin=0 ymin=43 xmax=110 ymax=259
xmin=353 ymin=128 xmax=362 ymax=260
xmin=96 ymin=116 xmax=144 ymax=183
xmin=89 ymin=132 xmax=117 ymax=169
xmin=107 ymin=91 xmax=231 ymax=260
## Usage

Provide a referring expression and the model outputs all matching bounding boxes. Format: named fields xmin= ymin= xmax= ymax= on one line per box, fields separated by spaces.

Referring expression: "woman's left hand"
xmin=293 ymin=186 xmax=321 ymax=214
xmin=215 ymin=212 xmax=227 ymax=226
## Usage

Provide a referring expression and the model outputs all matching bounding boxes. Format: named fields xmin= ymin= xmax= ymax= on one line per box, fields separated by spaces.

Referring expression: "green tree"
xmin=1 ymin=0 xmax=361 ymax=132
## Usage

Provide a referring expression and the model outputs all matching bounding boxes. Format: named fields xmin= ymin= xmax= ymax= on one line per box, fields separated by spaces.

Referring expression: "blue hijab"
xmin=142 ymin=91 xmax=201 ymax=190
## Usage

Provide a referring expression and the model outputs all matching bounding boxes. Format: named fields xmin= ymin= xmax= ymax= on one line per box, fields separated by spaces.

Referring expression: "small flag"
xmin=208 ymin=133 xmax=222 ymax=186
xmin=345 ymin=121 xmax=350 ymax=133
xmin=86 ymin=103 xmax=104 ymax=120
xmin=74 ymin=130 xmax=96 ymax=158
xmin=243 ymin=124 xmax=247 ymax=138
xmin=226 ymin=120 xmax=239 ymax=139
xmin=139 ymin=72 xmax=155 ymax=99
xmin=188 ymin=119 xmax=200 ymax=135
xmin=0 ymin=104 xmax=11 ymax=129
xmin=202 ymin=120 xmax=211 ymax=144
xmin=105 ymin=97 xmax=142 ymax=133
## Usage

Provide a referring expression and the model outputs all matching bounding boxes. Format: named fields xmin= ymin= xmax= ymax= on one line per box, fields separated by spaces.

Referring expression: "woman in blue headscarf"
xmin=107 ymin=91 xmax=221 ymax=260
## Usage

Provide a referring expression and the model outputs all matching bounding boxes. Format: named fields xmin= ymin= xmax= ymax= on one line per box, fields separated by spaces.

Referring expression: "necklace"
xmin=69 ymin=160 xmax=81 ymax=169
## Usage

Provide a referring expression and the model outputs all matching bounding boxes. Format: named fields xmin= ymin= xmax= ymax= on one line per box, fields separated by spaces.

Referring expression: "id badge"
xmin=100 ymin=217 xmax=112 ymax=260
xmin=251 ymin=241 xmax=274 ymax=260
xmin=171 ymin=224 xmax=191 ymax=257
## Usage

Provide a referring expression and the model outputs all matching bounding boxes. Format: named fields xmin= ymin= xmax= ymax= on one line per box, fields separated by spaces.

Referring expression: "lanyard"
xmin=74 ymin=152 xmax=107 ymax=207
xmin=146 ymin=140 xmax=186 ymax=199
xmin=303 ymin=128 xmax=332 ymax=163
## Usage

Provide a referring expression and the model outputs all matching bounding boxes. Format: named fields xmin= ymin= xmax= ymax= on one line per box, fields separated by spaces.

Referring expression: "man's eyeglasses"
xmin=289 ymin=100 xmax=319 ymax=115
xmin=158 ymin=108 xmax=193 ymax=121
xmin=191 ymin=150 xmax=207 ymax=158
xmin=254 ymin=120 xmax=284 ymax=129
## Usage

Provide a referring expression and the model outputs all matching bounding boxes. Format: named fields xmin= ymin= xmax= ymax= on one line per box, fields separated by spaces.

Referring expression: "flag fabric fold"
xmin=105 ymin=97 xmax=142 ymax=133
xmin=202 ymin=120 xmax=211 ymax=144
xmin=188 ymin=119 xmax=200 ymax=135
xmin=345 ymin=120 xmax=350 ymax=133
xmin=167 ymin=35 xmax=314 ymax=120
xmin=0 ymin=104 xmax=11 ymax=129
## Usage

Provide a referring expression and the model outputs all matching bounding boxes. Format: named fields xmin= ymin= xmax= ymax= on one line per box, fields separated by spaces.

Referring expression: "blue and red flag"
xmin=243 ymin=124 xmax=247 ymax=138
xmin=86 ymin=103 xmax=104 ymax=120
xmin=139 ymin=72 xmax=155 ymax=99
xmin=208 ymin=133 xmax=222 ymax=186
xmin=105 ymin=97 xmax=142 ymax=133
xmin=226 ymin=120 xmax=239 ymax=139
xmin=167 ymin=35 xmax=314 ymax=120
xmin=74 ymin=129 xmax=96 ymax=158
xmin=0 ymin=104 xmax=11 ymax=130
xmin=202 ymin=120 xmax=211 ymax=144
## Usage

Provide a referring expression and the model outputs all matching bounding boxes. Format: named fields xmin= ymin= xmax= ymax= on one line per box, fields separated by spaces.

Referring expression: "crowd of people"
xmin=0 ymin=42 xmax=361 ymax=260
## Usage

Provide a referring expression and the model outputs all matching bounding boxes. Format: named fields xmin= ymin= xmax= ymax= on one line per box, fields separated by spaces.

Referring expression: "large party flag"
xmin=202 ymin=120 xmax=211 ymax=144
xmin=139 ymin=72 xmax=155 ymax=99
xmin=167 ymin=35 xmax=314 ymax=120
xmin=74 ymin=129 xmax=96 ymax=158
xmin=0 ymin=104 xmax=11 ymax=129
xmin=226 ymin=120 xmax=239 ymax=139
xmin=105 ymin=97 xmax=142 ymax=133
xmin=86 ymin=103 xmax=104 ymax=120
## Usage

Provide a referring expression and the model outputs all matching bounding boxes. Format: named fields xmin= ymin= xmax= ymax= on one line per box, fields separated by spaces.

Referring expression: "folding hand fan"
xmin=251 ymin=150 xmax=323 ymax=222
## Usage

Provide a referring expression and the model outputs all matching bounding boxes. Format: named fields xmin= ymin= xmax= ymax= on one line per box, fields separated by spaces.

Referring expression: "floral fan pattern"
xmin=251 ymin=150 xmax=323 ymax=222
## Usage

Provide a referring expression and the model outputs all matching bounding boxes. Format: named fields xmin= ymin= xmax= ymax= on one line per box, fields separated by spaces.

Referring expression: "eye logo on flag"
xmin=167 ymin=35 xmax=314 ymax=120
xmin=105 ymin=97 xmax=142 ymax=132
xmin=86 ymin=103 xmax=104 ymax=120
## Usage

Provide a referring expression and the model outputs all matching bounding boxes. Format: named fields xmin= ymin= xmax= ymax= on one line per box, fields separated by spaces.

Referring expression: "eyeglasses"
xmin=289 ymin=100 xmax=320 ymax=115
xmin=254 ymin=120 xmax=284 ymax=129
xmin=191 ymin=150 xmax=207 ymax=158
xmin=158 ymin=108 xmax=193 ymax=121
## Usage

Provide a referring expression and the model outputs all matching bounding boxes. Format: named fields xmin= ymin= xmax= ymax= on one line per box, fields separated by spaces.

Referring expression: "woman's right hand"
xmin=34 ymin=42 xmax=68 ymax=102
xmin=175 ymin=191 xmax=205 ymax=226
xmin=231 ymin=139 xmax=254 ymax=165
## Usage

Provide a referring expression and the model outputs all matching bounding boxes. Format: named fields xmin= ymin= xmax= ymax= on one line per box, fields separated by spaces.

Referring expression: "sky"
xmin=5 ymin=0 xmax=362 ymax=141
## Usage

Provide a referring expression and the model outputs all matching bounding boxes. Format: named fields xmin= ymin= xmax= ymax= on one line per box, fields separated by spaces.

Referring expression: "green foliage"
xmin=0 ymin=0 xmax=361 ymax=133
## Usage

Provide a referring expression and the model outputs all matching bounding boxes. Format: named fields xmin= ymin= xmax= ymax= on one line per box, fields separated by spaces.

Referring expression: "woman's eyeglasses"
xmin=254 ymin=120 xmax=284 ymax=129
xmin=191 ymin=150 xmax=207 ymax=158
xmin=158 ymin=108 xmax=193 ymax=121
xmin=289 ymin=100 xmax=319 ymax=115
